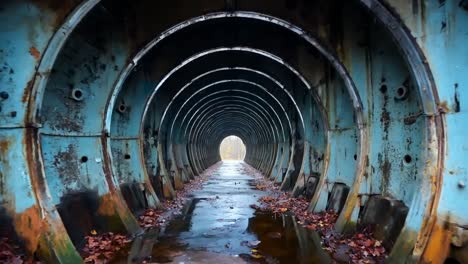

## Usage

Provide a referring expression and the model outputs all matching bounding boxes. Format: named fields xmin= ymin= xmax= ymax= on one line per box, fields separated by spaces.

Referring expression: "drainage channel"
xmin=111 ymin=161 xmax=331 ymax=264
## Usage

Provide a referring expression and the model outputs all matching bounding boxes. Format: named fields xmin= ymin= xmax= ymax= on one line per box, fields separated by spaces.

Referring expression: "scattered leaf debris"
xmin=82 ymin=163 xmax=220 ymax=263
xmin=81 ymin=232 xmax=131 ymax=263
xmin=0 ymin=237 xmax=40 ymax=264
xmin=247 ymin=163 xmax=387 ymax=264
xmin=138 ymin=163 xmax=220 ymax=229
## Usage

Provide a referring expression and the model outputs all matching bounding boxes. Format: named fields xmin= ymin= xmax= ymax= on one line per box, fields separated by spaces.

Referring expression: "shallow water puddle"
xmin=112 ymin=161 xmax=333 ymax=263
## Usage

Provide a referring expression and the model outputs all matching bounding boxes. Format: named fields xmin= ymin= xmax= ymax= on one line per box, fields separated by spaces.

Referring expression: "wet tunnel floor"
xmin=114 ymin=161 xmax=332 ymax=264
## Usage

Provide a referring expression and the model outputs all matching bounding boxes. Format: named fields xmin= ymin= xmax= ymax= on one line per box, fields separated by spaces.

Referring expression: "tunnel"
xmin=0 ymin=0 xmax=467 ymax=263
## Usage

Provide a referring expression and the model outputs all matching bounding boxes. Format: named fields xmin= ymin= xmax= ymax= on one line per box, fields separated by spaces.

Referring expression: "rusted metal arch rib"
xmin=193 ymin=113 xmax=273 ymax=172
xmin=198 ymin=124 xmax=254 ymax=171
xmin=136 ymin=53 xmax=360 ymax=233
xmin=210 ymin=124 xmax=271 ymax=170
xmin=172 ymin=91 xmax=289 ymax=144
xmin=168 ymin=97 xmax=281 ymax=181
xmin=99 ymin=9 xmax=359 ymax=233
xmin=170 ymin=94 xmax=289 ymax=177
xmin=137 ymin=47 xmax=323 ymax=195
xmin=104 ymin=14 xmax=360 ymax=222
xmin=207 ymin=118 xmax=276 ymax=171
xmin=157 ymin=71 xmax=290 ymax=177
xmin=162 ymin=66 xmax=301 ymax=143
xmin=359 ymin=1 xmax=443 ymax=260
xmin=23 ymin=8 xmax=359 ymax=256
xmin=14 ymin=1 xmax=135 ymax=262
xmin=176 ymin=80 xmax=293 ymax=176
xmin=140 ymin=48 xmax=309 ymax=142
xmin=191 ymin=110 xmax=273 ymax=155
xmin=189 ymin=114 xmax=265 ymax=174
xmin=157 ymin=65 xmax=308 ymax=182
xmin=159 ymin=67 xmax=308 ymax=180
xmin=208 ymin=121 xmax=276 ymax=171
xmin=179 ymin=80 xmax=293 ymax=143
xmin=190 ymin=108 xmax=276 ymax=158
xmin=190 ymin=102 xmax=279 ymax=156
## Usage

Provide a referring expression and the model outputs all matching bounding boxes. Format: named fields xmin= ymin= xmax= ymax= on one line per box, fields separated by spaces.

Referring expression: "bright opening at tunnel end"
xmin=219 ymin=135 xmax=246 ymax=161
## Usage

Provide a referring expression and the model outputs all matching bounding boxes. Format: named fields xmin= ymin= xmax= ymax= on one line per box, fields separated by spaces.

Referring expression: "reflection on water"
xmin=113 ymin=208 xmax=332 ymax=264
xmin=244 ymin=211 xmax=331 ymax=263
xmin=111 ymin=162 xmax=333 ymax=263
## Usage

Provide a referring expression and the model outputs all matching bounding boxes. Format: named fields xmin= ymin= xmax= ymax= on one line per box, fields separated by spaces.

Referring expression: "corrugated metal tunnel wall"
xmin=0 ymin=0 xmax=467 ymax=263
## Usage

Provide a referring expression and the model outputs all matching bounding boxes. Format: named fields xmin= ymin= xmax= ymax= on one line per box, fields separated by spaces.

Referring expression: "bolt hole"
xmin=0 ymin=91 xmax=9 ymax=100
xmin=124 ymin=154 xmax=131 ymax=160
xmin=353 ymin=154 xmax=357 ymax=160
xmin=403 ymin=155 xmax=412 ymax=164
xmin=397 ymin=87 xmax=404 ymax=96
xmin=395 ymin=86 xmax=408 ymax=100
xmin=71 ymin=88 xmax=84 ymax=101
xmin=380 ymin=84 xmax=387 ymax=94
xmin=118 ymin=104 xmax=127 ymax=113
xmin=74 ymin=90 xmax=82 ymax=98
xmin=81 ymin=156 xmax=88 ymax=163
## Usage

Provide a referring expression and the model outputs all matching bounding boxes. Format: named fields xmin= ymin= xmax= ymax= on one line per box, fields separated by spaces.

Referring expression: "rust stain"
xmin=13 ymin=205 xmax=43 ymax=255
xmin=23 ymin=79 xmax=34 ymax=103
xmin=421 ymin=222 xmax=452 ymax=263
xmin=97 ymin=193 xmax=117 ymax=216
xmin=174 ymin=171 xmax=184 ymax=190
xmin=163 ymin=182 xmax=172 ymax=199
xmin=23 ymin=128 xmax=48 ymax=216
xmin=100 ymin=134 xmax=142 ymax=233
xmin=0 ymin=139 xmax=11 ymax=155
xmin=162 ymin=174 xmax=175 ymax=199
xmin=19 ymin=129 xmax=49 ymax=258
xmin=29 ymin=47 xmax=41 ymax=61
xmin=0 ymin=139 xmax=10 ymax=196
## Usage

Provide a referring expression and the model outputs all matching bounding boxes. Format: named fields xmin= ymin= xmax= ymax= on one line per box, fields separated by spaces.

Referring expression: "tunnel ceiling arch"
xmin=2 ymin=0 xmax=464 ymax=263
